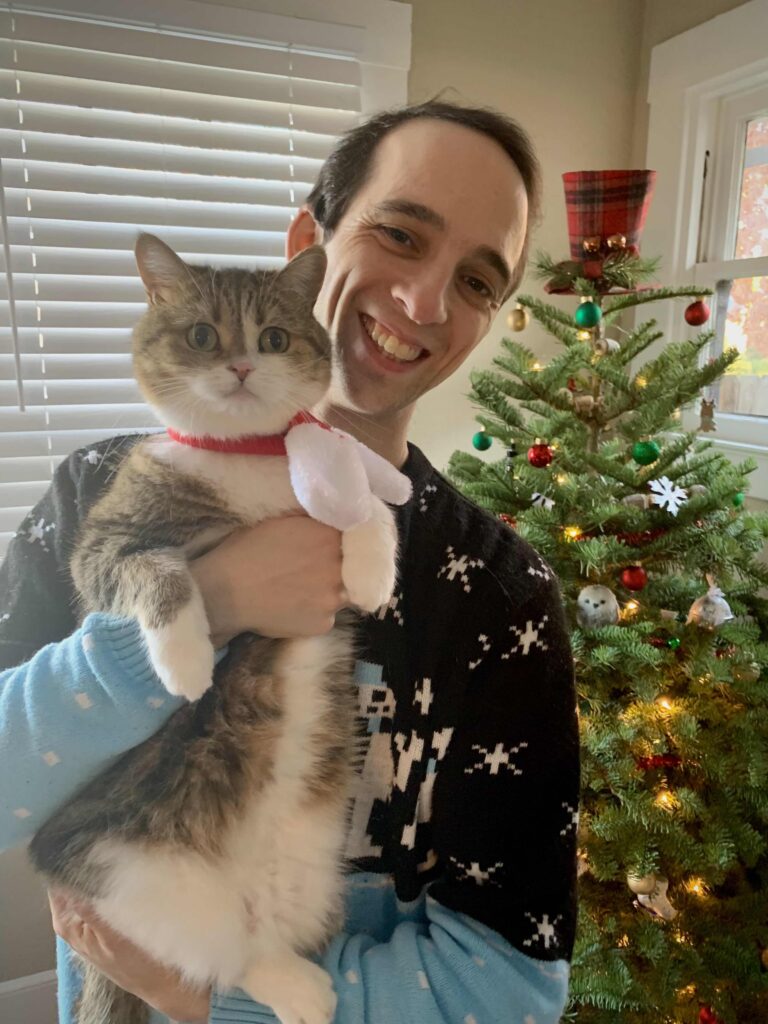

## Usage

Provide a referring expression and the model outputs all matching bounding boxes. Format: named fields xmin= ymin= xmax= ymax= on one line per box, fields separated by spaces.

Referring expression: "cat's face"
xmin=132 ymin=235 xmax=331 ymax=437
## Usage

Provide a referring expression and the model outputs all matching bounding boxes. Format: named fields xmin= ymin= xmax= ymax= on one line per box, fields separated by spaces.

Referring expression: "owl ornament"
xmin=686 ymin=574 xmax=734 ymax=630
xmin=576 ymin=585 xmax=620 ymax=628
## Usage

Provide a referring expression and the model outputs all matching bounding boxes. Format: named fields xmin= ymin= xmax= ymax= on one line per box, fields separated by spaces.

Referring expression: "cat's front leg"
xmin=240 ymin=952 xmax=336 ymax=1024
xmin=114 ymin=550 xmax=215 ymax=702
xmin=340 ymin=495 xmax=399 ymax=614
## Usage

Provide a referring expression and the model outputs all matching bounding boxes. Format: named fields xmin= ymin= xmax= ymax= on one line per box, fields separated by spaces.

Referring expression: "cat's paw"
xmin=241 ymin=955 xmax=336 ymax=1024
xmin=341 ymin=516 xmax=397 ymax=613
xmin=143 ymin=594 xmax=214 ymax=701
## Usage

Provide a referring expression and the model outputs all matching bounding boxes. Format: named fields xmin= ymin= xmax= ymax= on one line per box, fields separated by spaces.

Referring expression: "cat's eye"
xmin=187 ymin=323 xmax=219 ymax=351
xmin=258 ymin=327 xmax=290 ymax=354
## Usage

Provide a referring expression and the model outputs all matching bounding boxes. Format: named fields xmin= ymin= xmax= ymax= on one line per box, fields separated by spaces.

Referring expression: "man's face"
xmin=312 ymin=118 xmax=529 ymax=419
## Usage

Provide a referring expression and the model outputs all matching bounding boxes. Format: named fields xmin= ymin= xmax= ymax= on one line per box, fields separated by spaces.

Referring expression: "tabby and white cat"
xmin=30 ymin=235 xmax=403 ymax=1024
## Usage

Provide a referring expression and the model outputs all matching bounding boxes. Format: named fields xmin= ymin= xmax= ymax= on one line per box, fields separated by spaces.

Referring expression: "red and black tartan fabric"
xmin=563 ymin=169 xmax=656 ymax=259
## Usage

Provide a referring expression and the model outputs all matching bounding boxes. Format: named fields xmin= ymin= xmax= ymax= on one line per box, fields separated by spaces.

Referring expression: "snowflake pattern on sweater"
xmin=0 ymin=435 xmax=579 ymax=968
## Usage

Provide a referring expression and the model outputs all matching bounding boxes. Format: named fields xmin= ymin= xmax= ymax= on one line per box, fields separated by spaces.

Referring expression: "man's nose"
xmin=391 ymin=265 xmax=450 ymax=326
xmin=228 ymin=361 xmax=253 ymax=382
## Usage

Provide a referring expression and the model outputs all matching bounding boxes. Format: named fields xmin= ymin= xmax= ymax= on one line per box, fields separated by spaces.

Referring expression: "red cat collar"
xmin=166 ymin=411 xmax=329 ymax=455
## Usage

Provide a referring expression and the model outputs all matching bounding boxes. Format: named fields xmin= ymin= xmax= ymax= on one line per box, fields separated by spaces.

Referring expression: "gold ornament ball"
xmin=507 ymin=305 xmax=529 ymax=332
xmin=761 ymin=947 xmax=768 ymax=970
xmin=606 ymin=233 xmax=627 ymax=250
xmin=627 ymin=872 xmax=657 ymax=894
xmin=582 ymin=236 xmax=601 ymax=254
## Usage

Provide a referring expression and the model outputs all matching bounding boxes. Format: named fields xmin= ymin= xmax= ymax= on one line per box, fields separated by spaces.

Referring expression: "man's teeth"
xmin=364 ymin=316 xmax=422 ymax=362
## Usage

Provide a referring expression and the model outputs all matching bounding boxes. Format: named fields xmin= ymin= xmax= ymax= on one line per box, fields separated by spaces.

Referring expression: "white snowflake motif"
xmin=560 ymin=801 xmax=579 ymax=836
xmin=501 ymin=615 xmax=549 ymax=659
xmin=449 ymin=856 xmax=504 ymax=886
xmin=22 ymin=517 xmax=56 ymax=552
xmin=413 ymin=678 xmax=433 ymax=715
xmin=83 ymin=449 xmax=101 ymax=466
xmin=418 ymin=483 xmax=438 ymax=513
xmin=468 ymin=633 xmax=491 ymax=671
xmin=527 ymin=554 xmax=554 ymax=582
xmin=531 ymin=492 xmax=555 ymax=511
xmin=0 ymin=612 xmax=9 ymax=624
xmin=437 ymin=546 xmax=485 ymax=593
xmin=464 ymin=740 xmax=528 ymax=776
xmin=649 ymin=476 xmax=688 ymax=516
xmin=376 ymin=590 xmax=404 ymax=626
xmin=523 ymin=912 xmax=563 ymax=951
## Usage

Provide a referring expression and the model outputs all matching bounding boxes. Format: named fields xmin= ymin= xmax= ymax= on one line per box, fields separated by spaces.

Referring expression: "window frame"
xmin=644 ymin=0 xmax=768 ymax=500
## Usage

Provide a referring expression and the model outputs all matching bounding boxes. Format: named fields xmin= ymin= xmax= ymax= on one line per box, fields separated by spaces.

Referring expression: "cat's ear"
xmin=135 ymin=233 xmax=188 ymax=305
xmin=276 ymin=245 xmax=327 ymax=307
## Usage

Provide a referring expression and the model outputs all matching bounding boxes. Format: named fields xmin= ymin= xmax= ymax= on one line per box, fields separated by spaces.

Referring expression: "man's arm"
xmin=0 ymin=613 xmax=184 ymax=852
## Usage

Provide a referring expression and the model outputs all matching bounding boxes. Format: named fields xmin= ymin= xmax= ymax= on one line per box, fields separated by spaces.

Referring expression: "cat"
xmin=29 ymin=234 xmax=405 ymax=1024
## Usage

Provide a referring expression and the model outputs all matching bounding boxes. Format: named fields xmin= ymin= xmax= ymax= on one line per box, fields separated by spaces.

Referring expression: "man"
xmin=1 ymin=101 xmax=578 ymax=1023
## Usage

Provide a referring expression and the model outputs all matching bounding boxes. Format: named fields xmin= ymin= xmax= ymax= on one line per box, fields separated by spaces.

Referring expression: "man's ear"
xmin=286 ymin=207 xmax=323 ymax=260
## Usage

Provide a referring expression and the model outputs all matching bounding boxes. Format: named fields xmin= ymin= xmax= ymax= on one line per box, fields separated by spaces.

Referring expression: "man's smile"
xmin=360 ymin=313 xmax=429 ymax=366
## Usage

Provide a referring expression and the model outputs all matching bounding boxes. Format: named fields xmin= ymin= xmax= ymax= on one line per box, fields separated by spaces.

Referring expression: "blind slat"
xmin=2 ymin=190 xmax=295 ymax=234
xmin=1 ymin=39 xmax=360 ymax=112
xmin=4 ymin=12 xmax=361 ymax=85
xmin=0 ymin=130 xmax=324 ymax=182
xmin=1 ymin=159 xmax=312 ymax=206
xmin=7 ymin=71 xmax=359 ymax=135
xmin=0 ymin=100 xmax=337 ymax=161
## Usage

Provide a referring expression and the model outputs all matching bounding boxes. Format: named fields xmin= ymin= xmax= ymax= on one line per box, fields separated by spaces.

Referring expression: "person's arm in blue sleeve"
xmin=0 ymin=613 xmax=183 ymax=851
xmin=209 ymin=896 xmax=569 ymax=1024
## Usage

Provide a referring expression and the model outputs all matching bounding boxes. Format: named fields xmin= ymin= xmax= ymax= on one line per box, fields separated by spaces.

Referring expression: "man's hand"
xmin=191 ymin=516 xmax=347 ymax=643
xmin=49 ymin=890 xmax=210 ymax=1023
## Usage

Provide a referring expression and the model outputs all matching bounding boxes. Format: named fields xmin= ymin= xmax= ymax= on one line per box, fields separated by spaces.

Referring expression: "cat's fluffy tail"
xmin=77 ymin=960 xmax=148 ymax=1024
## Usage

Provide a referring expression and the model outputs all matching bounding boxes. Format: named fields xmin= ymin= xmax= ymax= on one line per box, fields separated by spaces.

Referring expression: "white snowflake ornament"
xmin=649 ymin=476 xmax=688 ymax=516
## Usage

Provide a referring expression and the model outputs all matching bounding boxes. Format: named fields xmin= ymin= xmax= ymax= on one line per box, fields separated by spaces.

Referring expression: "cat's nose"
xmin=228 ymin=361 xmax=253 ymax=383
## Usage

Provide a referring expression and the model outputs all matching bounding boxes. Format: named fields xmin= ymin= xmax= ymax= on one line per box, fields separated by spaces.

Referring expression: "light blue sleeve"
xmin=209 ymin=897 xmax=569 ymax=1024
xmin=0 ymin=613 xmax=184 ymax=851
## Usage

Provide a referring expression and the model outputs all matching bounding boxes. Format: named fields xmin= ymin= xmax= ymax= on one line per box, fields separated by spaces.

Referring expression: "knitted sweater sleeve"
xmin=0 ymin=446 xmax=184 ymax=851
xmin=0 ymin=613 xmax=183 ymax=851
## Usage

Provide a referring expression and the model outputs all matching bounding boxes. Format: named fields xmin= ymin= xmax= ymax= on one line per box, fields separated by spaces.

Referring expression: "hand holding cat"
xmin=191 ymin=515 xmax=348 ymax=644
xmin=48 ymin=889 xmax=211 ymax=1023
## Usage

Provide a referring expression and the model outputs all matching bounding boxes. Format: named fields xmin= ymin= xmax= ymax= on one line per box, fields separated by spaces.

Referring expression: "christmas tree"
xmin=448 ymin=171 xmax=768 ymax=1023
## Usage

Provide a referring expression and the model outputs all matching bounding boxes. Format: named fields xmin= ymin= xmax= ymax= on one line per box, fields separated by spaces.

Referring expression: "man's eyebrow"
xmin=372 ymin=199 xmax=446 ymax=230
xmin=472 ymin=245 xmax=512 ymax=293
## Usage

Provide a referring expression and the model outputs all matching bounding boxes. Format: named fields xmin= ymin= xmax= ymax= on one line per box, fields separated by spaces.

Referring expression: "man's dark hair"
xmin=306 ymin=98 xmax=542 ymax=297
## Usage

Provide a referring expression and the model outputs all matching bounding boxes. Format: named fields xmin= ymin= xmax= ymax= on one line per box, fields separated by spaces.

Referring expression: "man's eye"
xmin=465 ymin=276 xmax=493 ymax=298
xmin=380 ymin=225 xmax=413 ymax=247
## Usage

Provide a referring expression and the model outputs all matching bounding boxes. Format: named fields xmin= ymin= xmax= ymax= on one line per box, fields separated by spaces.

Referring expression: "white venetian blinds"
xmin=0 ymin=0 xmax=365 ymax=555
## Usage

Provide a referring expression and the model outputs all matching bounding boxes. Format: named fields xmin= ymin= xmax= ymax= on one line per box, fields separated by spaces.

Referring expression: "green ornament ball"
xmin=574 ymin=300 xmax=602 ymax=329
xmin=472 ymin=430 xmax=493 ymax=452
xmin=667 ymin=637 xmax=681 ymax=650
xmin=733 ymin=492 xmax=745 ymax=507
xmin=632 ymin=440 xmax=661 ymax=465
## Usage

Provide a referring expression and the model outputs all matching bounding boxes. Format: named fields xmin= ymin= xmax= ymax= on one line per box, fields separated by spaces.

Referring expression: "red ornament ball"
xmin=499 ymin=513 xmax=517 ymax=529
xmin=699 ymin=1008 xmax=723 ymax=1024
xmin=685 ymin=299 xmax=711 ymax=326
xmin=527 ymin=442 xmax=554 ymax=468
xmin=621 ymin=565 xmax=648 ymax=592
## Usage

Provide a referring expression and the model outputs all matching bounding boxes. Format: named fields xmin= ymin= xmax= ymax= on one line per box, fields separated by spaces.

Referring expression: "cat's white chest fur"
xmin=147 ymin=436 xmax=300 ymax=522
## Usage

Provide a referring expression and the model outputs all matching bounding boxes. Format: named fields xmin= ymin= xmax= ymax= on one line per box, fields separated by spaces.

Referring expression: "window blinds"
xmin=0 ymin=1 xmax=365 ymax=556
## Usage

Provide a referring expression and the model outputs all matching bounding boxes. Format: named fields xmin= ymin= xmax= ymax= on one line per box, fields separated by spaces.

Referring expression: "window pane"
xmin=710 ymin=276 xmax=768 ymax=418
xmin=734 ymin=117 xmax=768 ymax=259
